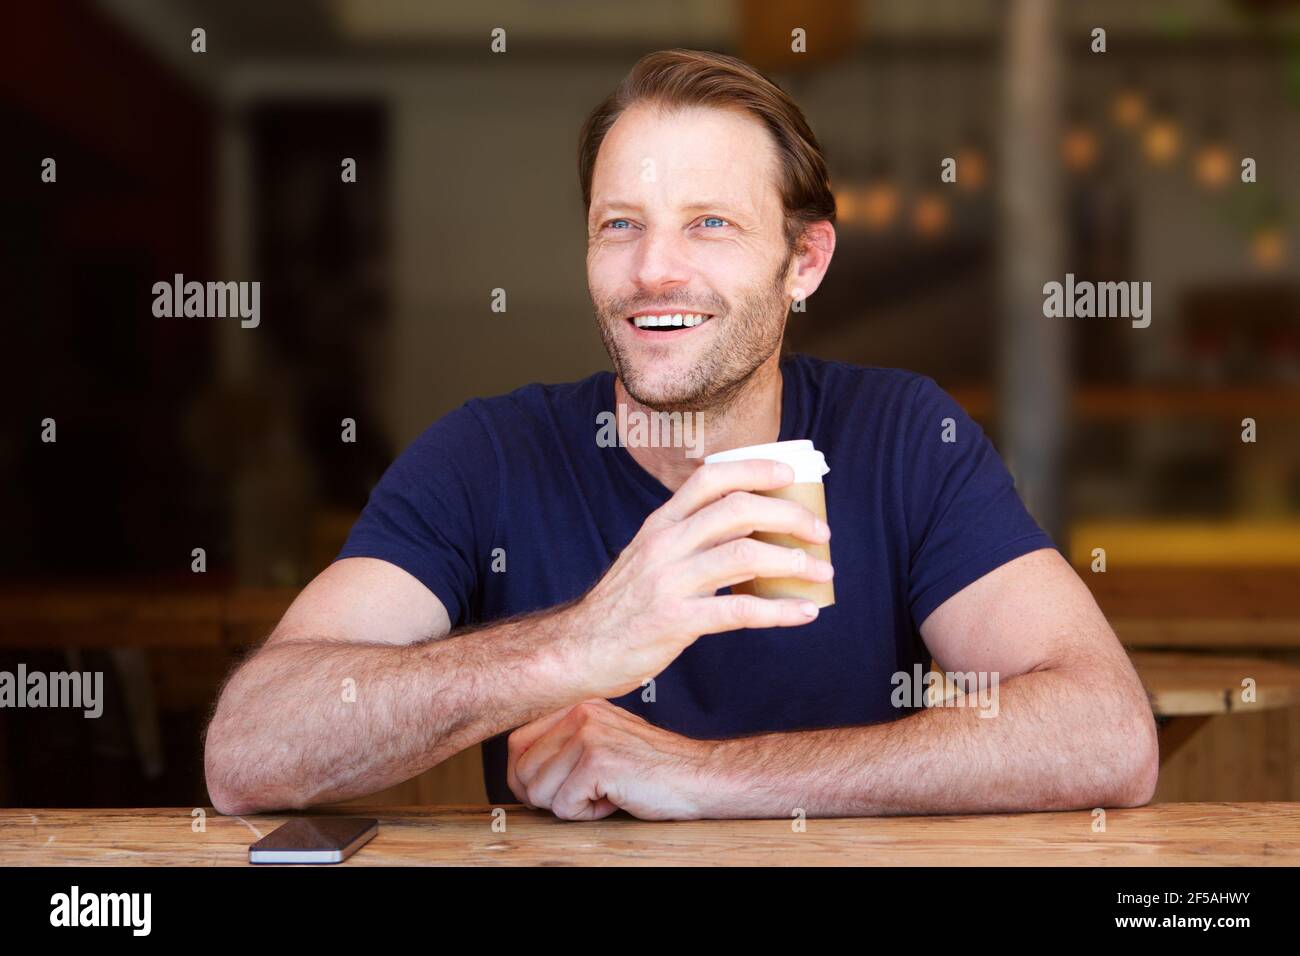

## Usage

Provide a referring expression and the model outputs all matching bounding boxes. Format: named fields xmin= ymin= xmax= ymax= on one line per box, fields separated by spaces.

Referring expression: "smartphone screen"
xmin=248 ymin=817 xmax=379 ymax=864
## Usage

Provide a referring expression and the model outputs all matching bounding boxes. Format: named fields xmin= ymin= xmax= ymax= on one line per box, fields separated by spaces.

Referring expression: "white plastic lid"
xmin=703 ymin=439 xmax=829 ymax=483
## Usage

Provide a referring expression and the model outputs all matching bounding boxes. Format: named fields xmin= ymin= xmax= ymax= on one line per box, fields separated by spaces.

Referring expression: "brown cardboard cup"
xmin=703 ymin=440 xmax=834 ymax=609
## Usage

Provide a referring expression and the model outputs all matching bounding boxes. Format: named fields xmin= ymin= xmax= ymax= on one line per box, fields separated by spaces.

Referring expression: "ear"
xmin=785 ymin=220 xmax=836 ymax=305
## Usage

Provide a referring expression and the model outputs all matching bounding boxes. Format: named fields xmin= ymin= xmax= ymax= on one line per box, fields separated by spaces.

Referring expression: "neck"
xmin=615 ymin=350 xmax=785 ymax=492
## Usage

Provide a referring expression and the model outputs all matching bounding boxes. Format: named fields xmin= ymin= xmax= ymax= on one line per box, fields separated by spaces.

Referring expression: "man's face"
xmin=586 ymin=102 xmax=794 ymax=413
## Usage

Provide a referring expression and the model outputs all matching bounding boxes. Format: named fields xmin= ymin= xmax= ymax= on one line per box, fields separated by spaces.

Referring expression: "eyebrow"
xmin=589 ymin=200 xmax=750 ymax=221
xmin=680 ymin=201 xmax=746 ymax=214
xmin=588 ymin=201 xmax=641 ymax=222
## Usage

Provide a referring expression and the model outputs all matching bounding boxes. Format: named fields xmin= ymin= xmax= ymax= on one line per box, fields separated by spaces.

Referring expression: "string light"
xmin=1194 ymin=141 xmax=1232 ymax=189
xmin=1112 ymin=87 xmax=1146 ymax=129
xmin=954 ymin=127 xmax=989 ymax=193
xmin=912 ymin=192 xmax=950 ymax=238
xmin=1061 ymin=123 xmax=1099 ymax=174
xmin=862 ymin=181 xmax=901 ymax=231
xmin=1143 ymin=110 xmax=1182 ymax=166
xmin=1251 ymin=226 xmax=1286 ymax=269
xmin=834 ymin=187 xmax=858 ymax=226
xmin=955 ymin=146 xmax=988 ymax=192
xmin=1192 ymin=47 xmax=1232 ymax=190
xmin=857 ymin=156 xmax=902 ymax=232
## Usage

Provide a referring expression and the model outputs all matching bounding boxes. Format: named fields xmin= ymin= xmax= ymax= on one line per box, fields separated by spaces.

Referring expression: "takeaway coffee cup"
xmin=703 ymin=439 xmax=834 ymax=608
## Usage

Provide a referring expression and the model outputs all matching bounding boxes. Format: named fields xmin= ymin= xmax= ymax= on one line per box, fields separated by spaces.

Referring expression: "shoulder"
xmin=458 ymin=370 xmax=607 ymax=442
xmin=788 ymin=352 xmax=930 ymax=395
xmin=399 ymin=371 xmax=607 ymax=463
xmin=787 ymin=353 xmax=953 ymax=427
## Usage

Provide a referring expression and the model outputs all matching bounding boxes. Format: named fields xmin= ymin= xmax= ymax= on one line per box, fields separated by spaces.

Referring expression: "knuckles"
xmin=690 ymin=462 xmax=722 ymax=491
xmin=724 ymin=536 xmax=760 ymax=564
xmin=722 ymin=489 xmax=752 ymax=518
xmin=507 ymin=705 xmax=636 ymax=819
xmin=506 ymin=726 xmax=531 ymax=760
xmin=727 ymin=593 xmax=762 ymax=626
xmin=524 ymin=781 xmax=548 ymax=809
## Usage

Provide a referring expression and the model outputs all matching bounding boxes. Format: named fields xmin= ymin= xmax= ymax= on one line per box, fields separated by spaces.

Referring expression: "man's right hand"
xmin=570 ymin=459 xmax=834 ymax=699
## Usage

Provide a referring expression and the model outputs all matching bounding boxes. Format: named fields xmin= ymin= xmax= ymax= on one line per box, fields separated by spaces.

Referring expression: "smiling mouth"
xmin=627 ymin=312 xmax=714 ymax=331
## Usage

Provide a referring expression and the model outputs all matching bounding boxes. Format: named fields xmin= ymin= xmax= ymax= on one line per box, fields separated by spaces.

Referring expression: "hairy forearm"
xmin=700 ymin=663 xmax=1158 ymax=818
xmin=205 ymin=603 xmax=591 ymax=814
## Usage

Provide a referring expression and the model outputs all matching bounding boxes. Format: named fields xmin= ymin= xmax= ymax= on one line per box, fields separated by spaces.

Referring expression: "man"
xmin=205 ymin=49 xmax=1157 ymax=820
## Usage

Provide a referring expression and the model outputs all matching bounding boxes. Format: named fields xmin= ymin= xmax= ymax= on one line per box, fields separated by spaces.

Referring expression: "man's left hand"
xmin=506 ymin=698 xmax=719 ymax=820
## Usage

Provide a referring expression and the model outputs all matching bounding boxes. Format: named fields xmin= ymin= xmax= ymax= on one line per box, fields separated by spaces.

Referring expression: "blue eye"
xmin=701 ymin=216 xmax=728 ymax=228
xmin=607 ymin=219 xmax=632 ymax=230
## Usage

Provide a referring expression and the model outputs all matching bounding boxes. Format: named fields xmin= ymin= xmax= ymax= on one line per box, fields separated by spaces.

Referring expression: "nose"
xmin=631 ymin=225 xmax=690 ymax=295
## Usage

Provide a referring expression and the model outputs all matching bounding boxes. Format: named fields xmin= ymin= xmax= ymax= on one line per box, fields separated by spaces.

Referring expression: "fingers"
xmin=506 ymin=703 xmax=590 ymax=805
xmin=587 ymin=798 xmax=620 ymax=820
xmin=505 ymin=756 xmax=535 ymax=808
xmin=519 ymin=732 xmax=588 ymax=811
xmin=508 ymin=700 xmax=624 ymax=807
xmin=695 ymin=593 xmax=822 ymax=635
xmin=509 ymin=701 xmax=585 ymax=757
xmin=552 ymin=765 xmax=620 ymax=821
xmin=656 ymin=459 xmax=794 ymax=524
xmin=685 ymin=537 xmax=834 ymax=593
xmin=513 ymin=709 xmax=585 ymax=799
xmin=677 ymin=491 xmax=830 ymax=554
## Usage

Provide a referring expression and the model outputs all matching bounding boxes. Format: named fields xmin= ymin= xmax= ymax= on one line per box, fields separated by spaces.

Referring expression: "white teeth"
xmin=632 ymin=313 xmax=712 ymax=329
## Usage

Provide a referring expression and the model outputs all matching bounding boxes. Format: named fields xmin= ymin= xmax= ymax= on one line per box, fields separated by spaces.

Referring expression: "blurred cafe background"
xmin=2 ymin=0 xmax=1299 ymax=809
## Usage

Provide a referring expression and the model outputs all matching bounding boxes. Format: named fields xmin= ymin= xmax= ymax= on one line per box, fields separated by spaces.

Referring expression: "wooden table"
xmin=1 ymin=803 xmax=1297 ymax=866
xmin=1129 ymin=651 xmax=1300 ymax=764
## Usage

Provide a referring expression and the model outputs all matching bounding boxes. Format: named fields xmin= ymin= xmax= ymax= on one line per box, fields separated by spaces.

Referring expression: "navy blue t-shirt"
xmin=337 ymin=353 xmax=1054 ymax=803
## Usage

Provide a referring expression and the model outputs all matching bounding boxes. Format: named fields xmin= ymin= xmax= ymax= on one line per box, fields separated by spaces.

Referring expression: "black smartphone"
xmin=248 ymin=817 xmax=379 ymax=864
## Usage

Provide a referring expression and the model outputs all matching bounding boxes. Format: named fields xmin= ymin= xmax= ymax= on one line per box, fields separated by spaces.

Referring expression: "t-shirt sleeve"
xmin=335 ymin=401 xmax=500 ymax=629
xmin=900 ymin=375 xmax=1055 ymax=627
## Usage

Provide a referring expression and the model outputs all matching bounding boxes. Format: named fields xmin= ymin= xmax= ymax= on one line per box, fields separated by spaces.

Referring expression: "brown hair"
xmin=578 ymin=49 xmax=836 ymax=253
